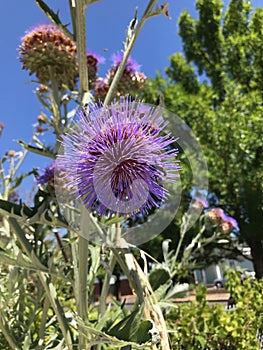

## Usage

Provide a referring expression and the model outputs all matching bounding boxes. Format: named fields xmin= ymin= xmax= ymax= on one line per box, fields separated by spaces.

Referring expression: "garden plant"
xmin=0 ymin=0 xmax=262 ymax=349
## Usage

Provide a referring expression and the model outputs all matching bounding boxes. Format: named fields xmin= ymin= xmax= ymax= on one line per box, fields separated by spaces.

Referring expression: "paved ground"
xmin=174 ymin=286 xmax=230 ymax=303
xmin=115 ymin=286 xmax=230 ymax=308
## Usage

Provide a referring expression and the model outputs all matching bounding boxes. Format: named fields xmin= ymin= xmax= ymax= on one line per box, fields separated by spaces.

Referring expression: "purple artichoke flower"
xmin=57 ymin=97 xmax=180 ymax=218
xmin=36 ymin=162 xmax=55 ymax=185
xmin=105 ymin=53 xmax=146 ymax=96
xmin=222 ymin=214 xmax=238 ymax=228
xmin=111 ymin=53 xmax=140 ymax=72
xmin=87 ymin=50 xmax=105 ymax=65
xmin=221 ymin=214 xmax=238 ymax=234
xmin=86 ymin=50 xmax=105 ymax=87
xmin=192 ymin=196 xmax=208 ymax=209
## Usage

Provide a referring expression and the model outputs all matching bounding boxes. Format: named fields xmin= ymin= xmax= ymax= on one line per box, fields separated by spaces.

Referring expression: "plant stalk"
xmin=76 ymin=206 xmax=90 ymax=349
xmin=103 ymin=0 xmax=158 ymax=106
xmin=75 ymin=0 xmax=89 ymax=95
xmin=9 ymin=217 xmax=73 ymax=350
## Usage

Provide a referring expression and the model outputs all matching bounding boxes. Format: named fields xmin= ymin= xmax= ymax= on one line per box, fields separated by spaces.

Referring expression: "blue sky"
xmin=0 ymin=0 xmax=262 ymax=190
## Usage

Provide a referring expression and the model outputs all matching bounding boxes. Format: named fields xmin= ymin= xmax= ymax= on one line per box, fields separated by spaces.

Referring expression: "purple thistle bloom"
xmin=111 ymin=53 xmax=140 ymax=72
xmin=205 ymin=207 xmax=224 ymax=226
xmin=87 ymin=50 xmax=105 ymax=65
xmin=57 ymin=97 xmax=180 ymax=218
xmin=94 ymin=78 xmax=109 ymax=99
xmin=193 ymin=196 xmax=209 ymax=209
xmin=36 ymin=162 xmax=55 ymax=185
xmin=222 ymin=214 xmax=238 ymax=229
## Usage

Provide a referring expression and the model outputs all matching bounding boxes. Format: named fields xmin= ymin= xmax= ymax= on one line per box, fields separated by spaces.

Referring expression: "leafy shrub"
xmin=166 ymin=269 xmax=263 ymax=349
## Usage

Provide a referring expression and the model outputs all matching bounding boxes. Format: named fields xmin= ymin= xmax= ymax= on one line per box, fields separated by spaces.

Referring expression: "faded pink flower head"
xmin=205 ymin=208 xmax=224 ymax=226
xmin=220 ymin=215 xmax=238 ymax=234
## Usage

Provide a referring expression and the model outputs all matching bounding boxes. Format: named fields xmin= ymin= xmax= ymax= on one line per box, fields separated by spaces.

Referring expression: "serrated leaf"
xmin=10 ymin=169 xmax=38 ymax=191
xmin=158 ymin=301 xmax=180 ymax=308
xmin=76 ymin=316 xmax=151 ymax=348
xmin=0 ymin=199 xmax=33 ymax=218
xmin=96 ymin=303 xmax=124 ymax=333
xmin=36 ymin=0 xmax=74 ymax=40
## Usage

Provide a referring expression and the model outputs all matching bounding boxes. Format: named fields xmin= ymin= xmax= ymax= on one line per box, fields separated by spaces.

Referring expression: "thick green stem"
xmin=76 ymin=206 xmax=90 ymax=349
xmin=115 ymin=221 xmax=122 ymax=248
xmin=48 ymin=67 xmax=63 ymax=152
xmin=173 ymin=229 xmax=186 ymax=265
xmin=173 ymin=211 xmax=200 ymax=265
xmin=112 ymin=247 xmax=145 ymax=306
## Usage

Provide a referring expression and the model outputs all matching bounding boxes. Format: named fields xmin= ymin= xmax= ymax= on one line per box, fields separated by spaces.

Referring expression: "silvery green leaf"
xmin=165 ymin=283 xmax=189 ymax=300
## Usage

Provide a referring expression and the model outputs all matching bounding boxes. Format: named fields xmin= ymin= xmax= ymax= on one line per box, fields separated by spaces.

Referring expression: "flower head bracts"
xmin=19 ymin=24 xmax=77 ymax=88
xmin=87 ymin=51 xmax=105 ymax=87
xmin=57 ymin=97 xmax=180 ymax=218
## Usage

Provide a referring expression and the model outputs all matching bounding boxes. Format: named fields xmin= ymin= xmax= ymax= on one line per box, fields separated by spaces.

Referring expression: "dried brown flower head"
xmin=19 ymin=24 xmax=78 ymax=89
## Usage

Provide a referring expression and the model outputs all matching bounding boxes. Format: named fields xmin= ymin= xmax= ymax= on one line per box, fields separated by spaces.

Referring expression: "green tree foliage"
xmin=142 ymin=0 xmax=263 ymax=277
